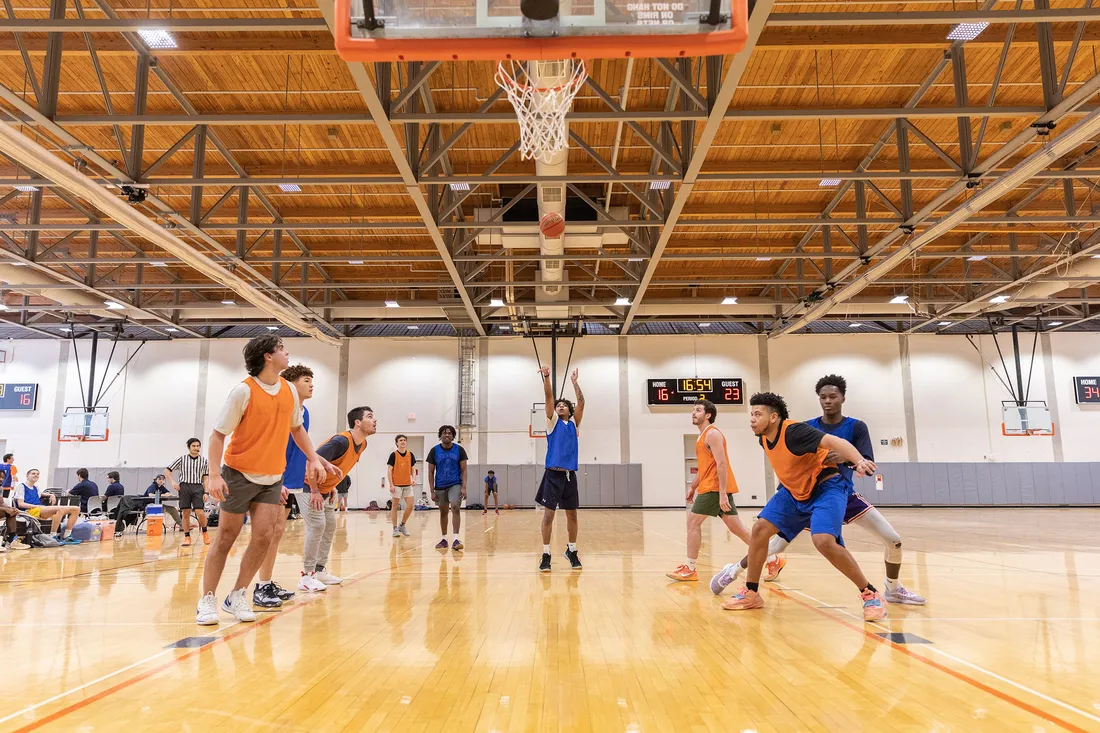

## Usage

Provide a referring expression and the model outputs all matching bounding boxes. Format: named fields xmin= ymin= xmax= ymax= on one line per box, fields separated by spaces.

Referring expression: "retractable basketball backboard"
xmin=1001 ymin=401 xmax=1054 ymax=437
xmin=334 ymin=0 xmax=749 ymax=61
xmin=57 ymin=406 xmax=110 ymax=443
xmin=530 ymin=403 xmax=547 ymax=438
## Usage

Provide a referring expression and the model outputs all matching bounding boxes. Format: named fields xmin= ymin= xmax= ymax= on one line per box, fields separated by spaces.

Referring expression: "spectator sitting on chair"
xmin=13 ymin=469 xmax=80 ymax=543
xmin=69 ymin=468 xmax=99 ymax=514
xmin=105 ymin=472 xmax=125 ymax=498
xmin=415 ymin=491 xmax=432 ymax=509
xmin=142 ymin=475 xmax=182 ymax=530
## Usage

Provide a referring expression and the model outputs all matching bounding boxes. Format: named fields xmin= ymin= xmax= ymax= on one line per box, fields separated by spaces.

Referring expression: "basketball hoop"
xmin=496 ymin=59 xmax=587 ymax=164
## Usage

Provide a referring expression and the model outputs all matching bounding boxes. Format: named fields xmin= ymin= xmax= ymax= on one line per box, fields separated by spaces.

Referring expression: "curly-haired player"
xmin=721 ymin=392 xmax=888 ymax=621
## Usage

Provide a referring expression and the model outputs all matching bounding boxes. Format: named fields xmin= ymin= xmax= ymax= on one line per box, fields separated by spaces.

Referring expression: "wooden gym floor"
xmin=0 ymin=507 xmax=1098 ymax=732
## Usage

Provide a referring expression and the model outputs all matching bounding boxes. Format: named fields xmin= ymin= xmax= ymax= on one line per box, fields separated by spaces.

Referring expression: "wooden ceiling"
xmin=0 ymin=0 xmax=1099 ymax=337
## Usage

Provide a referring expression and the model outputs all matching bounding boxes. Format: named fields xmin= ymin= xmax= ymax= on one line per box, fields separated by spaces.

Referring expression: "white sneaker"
xmin=315 ymin=569 xmax=342 ymax=585
xmin=0 ymin=541 xmax=8 ymax=553
xmin=196 ymin=592 xmax=219 ymax=625
xmin=297 ymin=572 xmax=328 ymax=592
xmin=220 ymin=588 xmax=257 ymax=622
xmin=392 ymin=526 xmax=400 ymax=538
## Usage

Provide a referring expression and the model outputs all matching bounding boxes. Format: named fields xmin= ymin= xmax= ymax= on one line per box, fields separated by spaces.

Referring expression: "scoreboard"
xmin=647 ymin=378 xmax=744 ymax=406
xmin=1073 ymin=376 xmax=1100 ymax=404
xmin=0 ymin=383 xmax=38 ymax=411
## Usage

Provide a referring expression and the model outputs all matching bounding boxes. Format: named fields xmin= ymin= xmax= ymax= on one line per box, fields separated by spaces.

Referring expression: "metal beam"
xmin=315 ymin=0 xmax=483 ymax=335
xmin=773 ymin=73 xmax=1100 ymax=336
xmin=0 ymin=18 xmax=330 ymax=31
xmin=622 ymin=0 xmax=775 ymax=332
xmin=766 ymin=9 xmax=1100 ymax=25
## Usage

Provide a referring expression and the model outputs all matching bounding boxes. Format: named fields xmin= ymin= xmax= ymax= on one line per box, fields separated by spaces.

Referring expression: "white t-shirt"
xmin=214 ymin=376 xmax=304 ymax=484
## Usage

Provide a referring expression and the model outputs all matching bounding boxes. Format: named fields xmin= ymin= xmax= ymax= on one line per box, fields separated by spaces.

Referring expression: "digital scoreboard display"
xmin=647 ymin=378 xmax=744 ymax=406
xmin=1073 ymin=376 xmax=1100 ymax=404
xmin=0 ymin=383 xmax=38 ymax=411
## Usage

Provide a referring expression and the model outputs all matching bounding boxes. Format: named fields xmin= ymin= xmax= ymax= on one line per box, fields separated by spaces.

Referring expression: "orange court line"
xmin=8 ymin=567 xmax=387 ymax=733
xmin=768 ymin=587 xmax=1092 ymax=733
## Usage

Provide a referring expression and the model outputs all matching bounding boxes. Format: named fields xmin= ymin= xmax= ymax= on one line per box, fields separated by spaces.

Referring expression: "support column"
xmin=193 ymin=339 xmax=210 ymax=438
xmin=235 ymin=186 xmax=250 ymax=258
xmin=189 ymin=125 xmax=207 ymax=225
xmin=951 ymin=47 xmax=974 ymax=172
xmin=898 ymin=335 xmax=920 ymax=461
xmin=337 ymin=338 xmax=350 ymax=435
xmin=618 ymin=336 xmax=631 ymax=464
xmin=477 ymin=337 xmax=489 ymax=464
xmin=47 ymin=339 xmax=70 ymax=482
xmin=129 ymin=55 xmax=150 ymax=180
xmin=1040 ymin=333 xmax=1064 ymax=461
xmin=757 ymin=335 xmax=775 ymax=498
xmin=39 ymin=0 xmax=64 ymax=119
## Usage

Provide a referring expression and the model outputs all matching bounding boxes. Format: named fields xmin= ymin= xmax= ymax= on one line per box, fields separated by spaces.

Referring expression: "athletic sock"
xmin=453 ymin=534 xmax=460 ymax=543
xmin=765 ymin=554 xmax=777 ymax=564
xmin=258 ymin=578 xmax=271 ymax=587
xmin=543 ymin=544 xmax=551 ymax=555
xmin=685 ymin=559 xmax=696 ymax=571
xmin=885 ymin=578 xmax=899 ymax=593
xmin=746 ymin=581 xmax=759 ymax=593
xmin=567 ymin=542 xmax=577 ymax=553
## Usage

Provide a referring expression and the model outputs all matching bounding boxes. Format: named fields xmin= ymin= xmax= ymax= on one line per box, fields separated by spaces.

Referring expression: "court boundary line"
xmin=4 ymin=568 xmax=383 ymax=733
xmin=769 ymin=585 xmax=1097 ymax=733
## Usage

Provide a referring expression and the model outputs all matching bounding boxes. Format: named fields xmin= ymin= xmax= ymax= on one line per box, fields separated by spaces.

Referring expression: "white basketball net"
xmin=496 ymin=59 xmax=588 ymax=164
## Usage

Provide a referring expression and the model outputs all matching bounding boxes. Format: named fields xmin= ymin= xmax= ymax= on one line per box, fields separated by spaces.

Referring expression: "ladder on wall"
xmin=457 ymin=336 xmax=477 ymax=440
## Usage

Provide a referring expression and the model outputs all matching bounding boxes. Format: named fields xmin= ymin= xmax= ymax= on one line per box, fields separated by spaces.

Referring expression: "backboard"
xmin=529 ymin=403 xmax=547 ymax=438
xmin=334 ymin=0 xmax=748 ymax=61
xmin=58 ymin=406 xmax=110 ymax=442
xmin=1001 ymin=401 xmax=1054 ymax=437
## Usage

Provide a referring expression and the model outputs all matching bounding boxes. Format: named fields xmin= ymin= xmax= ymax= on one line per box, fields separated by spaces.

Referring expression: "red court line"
xmin=769 ymin=588 xmax=1092 ymax=733
xmin=8 ymin=568 xmax=387 ymax=733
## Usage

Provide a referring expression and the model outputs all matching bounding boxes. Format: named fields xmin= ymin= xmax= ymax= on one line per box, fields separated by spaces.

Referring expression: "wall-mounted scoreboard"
xmin=647 ymin=378 xmax=745 ymax=406
xmin=1073 ymin=376 xmax=1100 ymax=404
xmin=0 ymin=383 xmax=38 ymax=411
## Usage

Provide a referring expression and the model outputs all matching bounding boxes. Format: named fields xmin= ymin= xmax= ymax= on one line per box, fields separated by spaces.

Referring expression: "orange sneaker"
xmin=181 ymin=534 xmax=192 ymax=548
xmin=202 ymin=531 xmax=211 ymax=546
xmin=763 ymin=555 xmax=787 ymax=582
xmin=665 ymin=564 xmax=699 ymax=581
xmin=861 ymin=589 xmax=887 ymax=621
xmin=722 ymin=586 xmax=764 ymax=611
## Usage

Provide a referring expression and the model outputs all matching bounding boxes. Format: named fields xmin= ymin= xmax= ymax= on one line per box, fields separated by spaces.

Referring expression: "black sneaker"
xmin=269 ymin=581 xmax=295 ymax=601
xmin=564 ymin=549 xmax=582 ymax=569
xmin=539 ymin=553 xmax=552 ymax=572
xmin=252 ymin=582 xmax=283 ymax=608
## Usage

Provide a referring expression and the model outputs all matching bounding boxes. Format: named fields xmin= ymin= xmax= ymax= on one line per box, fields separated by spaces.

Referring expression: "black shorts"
xmin=484 ymin=486 xmax=497 ymax=494
xmin=177 ymin=482 xmax=205 ymax=511
xmin=536 ymin=469 xmax=579 ymax=511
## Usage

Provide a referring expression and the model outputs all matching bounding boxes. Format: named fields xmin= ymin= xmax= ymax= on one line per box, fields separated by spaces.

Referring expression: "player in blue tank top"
xmin=711 ymin=374 xmax=926 ymax=605
xmin=535 ymin=366 xmax=584 ymax=573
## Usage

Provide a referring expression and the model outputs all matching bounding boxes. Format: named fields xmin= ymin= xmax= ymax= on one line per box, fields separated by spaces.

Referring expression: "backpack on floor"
xmin=28 ymin=533 xmax=61 ymax=548
xmin=69 ymin=521 xmax=95 ymax=541
xmin=466 ymin=503 xmax=484 ymax=511
xmin=206 ymin=509 xmax=219 ymax=527
xmin=367 ymin=500 xmax=381 ymax=511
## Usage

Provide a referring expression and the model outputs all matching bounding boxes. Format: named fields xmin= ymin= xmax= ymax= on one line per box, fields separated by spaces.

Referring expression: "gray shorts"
xmin=434 ymin=484 xmax=462 ymax=505
xmin=220 ymin=466 xmax=283 ymax=515
xmin=178 ymin=482 xmax=205 ymax=511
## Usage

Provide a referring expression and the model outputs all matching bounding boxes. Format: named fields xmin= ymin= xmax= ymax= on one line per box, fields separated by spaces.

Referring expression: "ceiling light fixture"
xmin=938 ymin=321 xmax=951 ymax=326
xmin=889 ymin=295 xmax=909 ymax=304
xmin=500 ymin=325 xmax=510 ymax=331
xmin=278 ymin=183 xmax=301 ymax=193
xmin=947 ymin=22 xmax=988 ymax=41
xmin=849 ymin=322 xmax=863 ymax=328
xmin=609 ymin=324 xmax=620 ymax=329
xmin=628 ymin=257 xmax=644 ymax=263
xmin=615 ymin=297 xmax=630 ymax=306
xmin=266 ymin=326 xmax=279 ymax=331
xmin=348 ymin=259 xmax=364 ymax=265
xmin=989 ymin=295 xmax=1010 ymax=304
xmin=490 ymin=298 xmax=505 ymax=307
xmin=449 ymin=182 xmax=470 ymax=191
xmin=699 ymin=322 xmax=711 ymax=328
xmin=819 ymin=178 xmax=841 ymax=187
xmin=165 ymin=327 xmax=179 ymax=332
xmin=104 ymin=300 xmax=125 ymax=310
xmin=721 ymin=296 xmax=738 ymax=305
xmin=967 ymin=255 xmax=987 ymax=261
xmin=221 ymin=299 xmax=236 ymax=305
xmin=13 ymin=184 xmax=38 ymax=192
xmin=385 ymin=300 xmax=400 ymax=308
xmin=755 ymin=257 xmax=772 ymax=262
xmin=137 ymin=28 xmax=177 ymax=49
xmin=407 ymin=325 xmax=419 ymax=330
xmin=149 ymin=261 xmax=167 ymax=267
xmin=649 ymin=180 xmax=671 ymax=190
xmin=1048 ymin=321 xmax=1063 ymax=326
xmin=59 ymin=326 xmax=71 ymax=332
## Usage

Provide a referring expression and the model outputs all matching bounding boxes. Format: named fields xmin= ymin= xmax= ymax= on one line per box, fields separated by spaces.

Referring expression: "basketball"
xmin=540 ymin=212 xmax=566 ymax=238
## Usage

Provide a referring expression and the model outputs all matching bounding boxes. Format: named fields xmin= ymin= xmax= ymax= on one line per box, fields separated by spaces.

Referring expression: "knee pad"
xmin=885 ymin=540 xmax=903 ymax=564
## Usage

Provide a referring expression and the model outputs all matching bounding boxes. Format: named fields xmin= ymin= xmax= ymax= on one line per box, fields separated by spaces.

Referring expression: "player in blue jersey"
xmin=536 ymin=366 xmax=584 ymax=572
xmin=712 ymin=374 xmax=926 ymax=605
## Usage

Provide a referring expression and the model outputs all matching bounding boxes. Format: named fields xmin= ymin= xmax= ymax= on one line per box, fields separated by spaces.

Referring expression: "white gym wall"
xmin=0 ymin=332 xmax=1097 ymax=507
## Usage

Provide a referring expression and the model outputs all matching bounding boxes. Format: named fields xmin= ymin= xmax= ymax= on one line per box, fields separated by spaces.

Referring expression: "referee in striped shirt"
xmin=166 ymin=438 xmax=211 ymax=547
